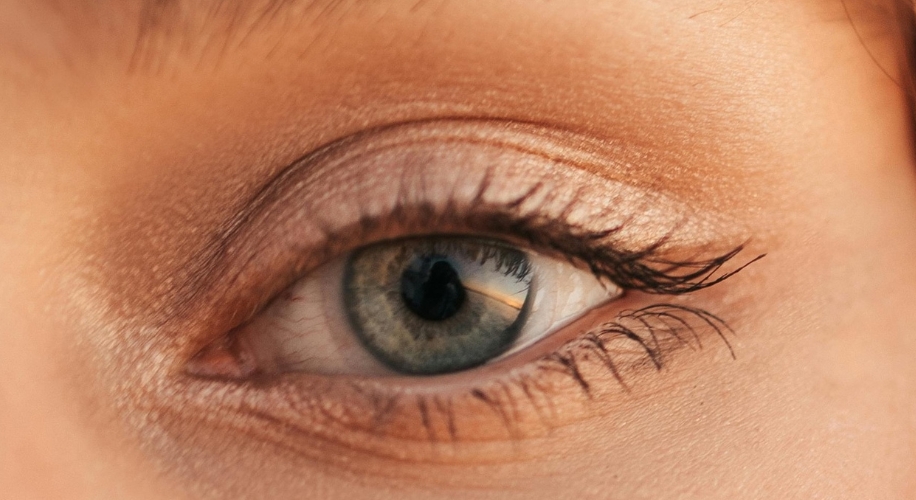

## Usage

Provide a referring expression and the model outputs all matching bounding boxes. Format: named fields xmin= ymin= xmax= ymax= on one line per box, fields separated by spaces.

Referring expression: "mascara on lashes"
xmin=189 ymin=133 xmax=756 ymax=314
xmin=175 ymin=120 xmax=762 ymax=450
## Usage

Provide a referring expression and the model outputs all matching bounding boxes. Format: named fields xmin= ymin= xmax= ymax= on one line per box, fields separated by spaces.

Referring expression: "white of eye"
xmin=496 ymin=253 xmax=621 ymax=359
xmin=234 ymin=246 xmax=621 ymax=377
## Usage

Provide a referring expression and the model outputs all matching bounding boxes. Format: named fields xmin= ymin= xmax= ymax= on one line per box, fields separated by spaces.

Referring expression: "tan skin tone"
xmin=2 ymin=0 xmax=916 ymax=498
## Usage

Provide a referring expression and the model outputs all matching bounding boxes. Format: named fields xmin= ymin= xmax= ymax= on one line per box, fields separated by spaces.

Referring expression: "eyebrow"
xmin=56 ymin=0 xmax=886 ymax=75
xmin=128 ymin=0 xmax=440 ymax=71
xmin=136 ymin=0 xmax=352 ymax=35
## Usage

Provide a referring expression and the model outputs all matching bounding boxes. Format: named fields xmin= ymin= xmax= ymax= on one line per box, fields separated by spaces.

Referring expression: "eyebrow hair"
xmin=137 ymin=0 xmax=338 ymax=34
xmin=46 ymin=0 xmax=901 ymax=76
xmin=128 ymin=0 xmax=374 ymax=71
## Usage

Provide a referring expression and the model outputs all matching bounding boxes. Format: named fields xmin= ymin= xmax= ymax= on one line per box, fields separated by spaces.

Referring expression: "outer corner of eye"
xmin=187 ymin=236 xmax=622 ymax=381
xmin=512 ymin=251 xmax=622 ymax=351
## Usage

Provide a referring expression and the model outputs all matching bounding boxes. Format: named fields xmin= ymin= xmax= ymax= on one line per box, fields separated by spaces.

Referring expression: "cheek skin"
xmin=0 ymin=212 xmax=187 ymax=499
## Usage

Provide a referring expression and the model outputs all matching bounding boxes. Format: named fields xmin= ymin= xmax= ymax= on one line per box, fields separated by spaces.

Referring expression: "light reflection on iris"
xmin=344 ymin=238 xmax=534 ymax=375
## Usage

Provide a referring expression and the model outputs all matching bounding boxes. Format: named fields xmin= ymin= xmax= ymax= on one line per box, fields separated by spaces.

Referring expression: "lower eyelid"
xmin=171 ymin=297 xmax=737 ymax=466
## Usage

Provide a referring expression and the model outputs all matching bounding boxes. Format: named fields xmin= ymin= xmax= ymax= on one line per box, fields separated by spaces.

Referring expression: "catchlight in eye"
xmin=344 ymin=239 xmax=534 ymax=375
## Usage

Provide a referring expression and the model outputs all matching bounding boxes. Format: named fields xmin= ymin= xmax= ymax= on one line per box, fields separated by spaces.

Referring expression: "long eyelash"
xmin=467 ymin=169 xmax=764 ymax=294
xmin=537 ymin=304 xmax=733 ymax=392
xmin=330 ymin=174 xmax=764 ymax=297
xmin=334 ymin=199 xmax=762 ymax=299
xmin=399 ymin=304 xmax=735 ymax=441
xmin=425 ymin=239 xmax=533 ymax=280
xmin=479 ymin=211 xmax=764 ymax=295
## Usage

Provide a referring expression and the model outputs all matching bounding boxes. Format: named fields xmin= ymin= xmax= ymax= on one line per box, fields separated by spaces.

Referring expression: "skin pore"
xmin=2 ymin=0 xmax=916 ymax=498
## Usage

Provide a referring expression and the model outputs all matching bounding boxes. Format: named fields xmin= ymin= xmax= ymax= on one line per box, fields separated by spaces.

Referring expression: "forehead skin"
xmin=1 ymin=0 xmax=916 ymax=499
xmin=0 ymin=0 xmax=906 ymax=214
xmin=0 ymin=0 xmax=906 ymax=284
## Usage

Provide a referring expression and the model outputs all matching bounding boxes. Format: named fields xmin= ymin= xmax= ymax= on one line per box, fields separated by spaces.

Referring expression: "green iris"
xmin=343 ymin=238 xmax=534 ymax=375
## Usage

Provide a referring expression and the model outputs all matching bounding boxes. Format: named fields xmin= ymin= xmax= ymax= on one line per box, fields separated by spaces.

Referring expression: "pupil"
xmin=400 ymin=256 xmax=467 ymax=321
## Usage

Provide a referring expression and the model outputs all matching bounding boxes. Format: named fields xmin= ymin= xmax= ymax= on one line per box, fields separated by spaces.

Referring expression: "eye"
xmin=181 ymin=120 xmax=757 ymax=387
xmin=150 ymin=120 xmax=758 ymax=477
xmin=197 ymin=236 xmax=620 ymax=378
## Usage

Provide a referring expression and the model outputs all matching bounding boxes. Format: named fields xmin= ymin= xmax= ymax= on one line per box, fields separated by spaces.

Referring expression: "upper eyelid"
xmin=169 ymin=117 xmax=738 ymax=302
xmin=209 ymin=116 xmax=693 ymax=238
xmin=206 ymin=117 xmax=719 ymax=260
xmin=169 ymin=119 xmax=754 ymax=353
xmin=195 ymin=121 xmax=629 ymax=278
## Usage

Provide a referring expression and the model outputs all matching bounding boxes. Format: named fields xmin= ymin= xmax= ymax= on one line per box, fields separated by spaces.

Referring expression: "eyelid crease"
xmin=171 ymin=123 xmax=764 ymax=408
xmin=180 ymin=119 xmax=752 ymax=310
xmin=168 ymin=143 xmax=756 ymax=360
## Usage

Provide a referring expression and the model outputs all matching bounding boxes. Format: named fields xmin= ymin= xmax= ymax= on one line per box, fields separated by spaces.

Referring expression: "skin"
xmin=1 ymin=0 xmax=916 ymax=498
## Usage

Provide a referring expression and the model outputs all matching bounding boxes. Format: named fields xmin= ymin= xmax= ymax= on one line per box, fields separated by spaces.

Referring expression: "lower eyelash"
xmin=130 ymin=300 xmax=733 ymax=487
xmin=354 ymin=303 xmax=735 ymax=444
xmin=536 ymin=304 xmax=734 ymax=394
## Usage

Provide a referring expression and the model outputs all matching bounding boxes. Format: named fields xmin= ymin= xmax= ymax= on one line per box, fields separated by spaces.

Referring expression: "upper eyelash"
xmin=183 ymin=123 xmax=761 ymax=329
xmin=314 ymin=163 xmax=763 ymax=298
xmin=469 ymin=170 xmax=765 ymax=294
xmin=338 ymin=196 xmax=762 ymax=298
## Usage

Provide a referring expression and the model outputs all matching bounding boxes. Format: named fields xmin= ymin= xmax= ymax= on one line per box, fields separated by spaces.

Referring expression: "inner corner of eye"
xmin=185 ymin=334 xmax=258 ymax=381
xmin=188 ymin=236 xmax=620 ymax=382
